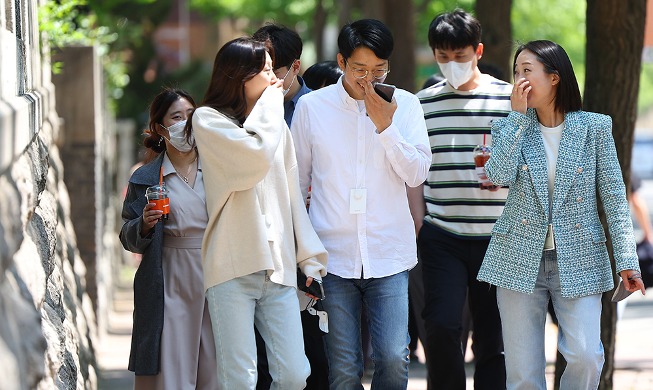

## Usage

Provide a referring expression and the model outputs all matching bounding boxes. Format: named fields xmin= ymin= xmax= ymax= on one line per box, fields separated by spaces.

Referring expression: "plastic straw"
xmin=159 ymin=167 xmax=163 ymax=194
xmin=483 ymin=133 xmax=487 ymax=146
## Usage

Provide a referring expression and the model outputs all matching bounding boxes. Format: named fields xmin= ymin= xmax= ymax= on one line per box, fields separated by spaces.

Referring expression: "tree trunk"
xmin=363 ymin=0 xmax=384 ymax=21
xmin=475 ymin=0 xmax=513 ymax=81
xmin=338 ymin=0 xmax=355 ymax=33
xmin=584 ymin=1 xmax=646 ymax=389
xmin=313 ymin=0 xmax=327 ymax=62
xmin=381 ymin=0 xmax=416 ymax=91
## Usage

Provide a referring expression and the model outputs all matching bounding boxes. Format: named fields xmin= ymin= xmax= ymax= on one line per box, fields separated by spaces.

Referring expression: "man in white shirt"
xmin=291 ymin=18 xmax=431 ymax=389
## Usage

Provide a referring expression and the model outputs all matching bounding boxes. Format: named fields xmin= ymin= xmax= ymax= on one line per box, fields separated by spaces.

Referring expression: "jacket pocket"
xmin=590 ymin=225 xmax=607 ymax=243
xmin=491 ymin=220 xmax=512 ymax=236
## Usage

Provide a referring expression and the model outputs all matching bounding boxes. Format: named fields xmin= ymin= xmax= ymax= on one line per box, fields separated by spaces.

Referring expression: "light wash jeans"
xmin=497 ymin=250 xmax=604 ymax=390
xmin=206 ymin=271 xmax=310 ymax=390
xmin=321 ymin=271 xmax=410 ymax=390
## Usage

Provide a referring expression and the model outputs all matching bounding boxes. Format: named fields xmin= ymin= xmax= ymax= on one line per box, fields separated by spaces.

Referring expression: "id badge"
xmin=349 ymin=188 xmax=367 ymax=214
xmin=544 ymin=223 xmax=555 ymax=251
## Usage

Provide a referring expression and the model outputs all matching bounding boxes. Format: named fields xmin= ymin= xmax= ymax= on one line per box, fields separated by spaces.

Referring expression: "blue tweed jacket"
xmin=477 ymin=109 xmax=640 ymax=298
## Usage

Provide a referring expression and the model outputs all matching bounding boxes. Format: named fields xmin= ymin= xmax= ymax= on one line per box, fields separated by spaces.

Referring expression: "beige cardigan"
xmin=193 ymin=87 xmax=327 ymax=291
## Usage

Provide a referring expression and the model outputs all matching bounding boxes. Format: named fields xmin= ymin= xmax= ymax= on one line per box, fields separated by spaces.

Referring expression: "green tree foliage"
xmin=85 ymin=0 xmax=175 ymax=118
xmin=512 ymin=0 xmax=586 ymax=84
xmin=39 ymin=0 xmax=170 ymax=111
xmin=39 ymin=0 xmax=126 ymax=102
xmin=414 ymin=0 xmax=474 ymax=45
xmin=638 ymin=63 xmax=653 ymax=115
xmin=510 ymin=0 xmax=652 ymax=114
xmin=41 ymin=0 xmax=653 ymax=119
xmin=190 ymin=0 xmax=319 ymax=29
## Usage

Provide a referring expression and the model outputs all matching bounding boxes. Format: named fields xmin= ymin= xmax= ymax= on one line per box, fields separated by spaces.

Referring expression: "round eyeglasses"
xmin=344 ymin=59 xmax=390 ymax=80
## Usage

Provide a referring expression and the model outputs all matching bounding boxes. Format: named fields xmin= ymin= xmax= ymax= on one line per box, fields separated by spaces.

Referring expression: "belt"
xmin=162 ymin=236 xmax=203 ymax=249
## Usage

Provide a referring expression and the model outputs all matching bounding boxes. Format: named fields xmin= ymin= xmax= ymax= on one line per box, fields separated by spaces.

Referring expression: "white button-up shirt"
xmin=291 ymin=77 xmax=431 ymax=279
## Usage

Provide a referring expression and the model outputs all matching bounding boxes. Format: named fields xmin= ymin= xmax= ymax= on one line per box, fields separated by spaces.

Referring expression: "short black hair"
xmin=514 ymin=40 xmax=582 ymax=114
xmin=253 ymin=23 xmax=302 ymax=70
xmin=428 ymin=9 xmax=481 ymax=52
xmin=337 ymin=19 xmax=393 ymax=60
xmin=302 ymin=61 xmax=343 ymax=90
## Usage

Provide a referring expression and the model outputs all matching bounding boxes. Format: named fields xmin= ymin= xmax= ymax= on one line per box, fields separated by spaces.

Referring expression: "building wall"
xmin=0 ymin=0 xmax=97 ymax=388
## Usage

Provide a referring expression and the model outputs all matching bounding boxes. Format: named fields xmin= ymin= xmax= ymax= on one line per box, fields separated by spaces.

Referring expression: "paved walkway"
xmin=97 ymin=279 xmax=653 ymax=389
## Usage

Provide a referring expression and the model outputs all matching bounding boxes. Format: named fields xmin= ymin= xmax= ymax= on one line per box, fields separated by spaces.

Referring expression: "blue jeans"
xmin=321 ymin=271 xmax=409 ymax=390
xmin=206 ymin=271 xmax=310 ymax=390
xmin=497 ymin=250 xmax=604 ymax=390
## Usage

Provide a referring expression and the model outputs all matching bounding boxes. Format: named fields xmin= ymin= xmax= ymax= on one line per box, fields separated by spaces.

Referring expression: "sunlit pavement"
xmin=99 ymin=180 xmax=653 ymax=389
xmin=362 ymin=292 xmax=653 ymax=390
xmin=97 ymin=285 xmax=653 ymax=390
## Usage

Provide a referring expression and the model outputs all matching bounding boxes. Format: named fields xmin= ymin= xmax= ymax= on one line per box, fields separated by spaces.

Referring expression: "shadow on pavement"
xmin=98 ymin=369 xmax=133 ymax=390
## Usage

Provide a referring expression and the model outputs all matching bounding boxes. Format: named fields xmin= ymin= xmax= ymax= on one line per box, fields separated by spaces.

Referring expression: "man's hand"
xmin=360 ymin=79 xmax=396 ymax=132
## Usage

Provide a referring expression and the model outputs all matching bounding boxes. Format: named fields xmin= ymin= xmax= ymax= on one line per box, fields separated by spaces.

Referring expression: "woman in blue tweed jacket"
xmin=477 ymin=40 xmax=646 ymax=389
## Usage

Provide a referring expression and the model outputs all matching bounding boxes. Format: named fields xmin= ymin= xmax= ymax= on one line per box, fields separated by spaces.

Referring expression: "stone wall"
xmin=1 ymin=0 xmax=98 ymax=388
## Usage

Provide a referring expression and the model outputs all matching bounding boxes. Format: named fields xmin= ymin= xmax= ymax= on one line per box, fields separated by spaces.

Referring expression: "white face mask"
xmin=438 ymin=60 xmax=474 ymax=89
xmin=281 ymin=61 xmax=297 ymax=96
xmin=161 ymin=120 xmax=194 ymax=152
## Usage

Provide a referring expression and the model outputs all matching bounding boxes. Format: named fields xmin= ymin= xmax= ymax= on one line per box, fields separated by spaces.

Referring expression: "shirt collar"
xmin=335 ymin=76 xmax=365 ymax=112
xmin=161 ymin=152 xmax=176 ymax=178
xmin=161 ymin=150 xmax=202 ymax=177
xmin=291 ymin=76 xmax=311 ymax=106
xmin=284 ymin=78 xmax=311 ymax=111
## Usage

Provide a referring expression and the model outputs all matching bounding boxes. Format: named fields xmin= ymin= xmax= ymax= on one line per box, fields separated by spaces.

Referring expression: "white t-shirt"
xmin=540 ymin=121 xmax=564 ymax=206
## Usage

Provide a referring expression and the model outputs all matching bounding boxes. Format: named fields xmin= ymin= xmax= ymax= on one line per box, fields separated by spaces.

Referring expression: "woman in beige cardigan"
xmin=190 ymin=37 xmax=328 ymax=389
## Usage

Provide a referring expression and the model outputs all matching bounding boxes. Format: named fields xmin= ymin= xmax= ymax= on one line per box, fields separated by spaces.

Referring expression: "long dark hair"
xmin=143 ymin=87 xmax=196 ymax=162
xmin=513 ymin=40 xmax=582 ymax=114
xmin=199 ymin=37 xmax=272 ymax=125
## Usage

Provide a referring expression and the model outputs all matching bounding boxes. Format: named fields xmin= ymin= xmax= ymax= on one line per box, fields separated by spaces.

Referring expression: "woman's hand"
xmin=141 ymin=202 xmax=163 ymax=237
xmin=271 ymin=78 xmax=284 ymax=90
xmin=620 ymin=269 xmax=646 ymax=295
xmin=303 ymin=276 xmax=325 ymax=301
xmin=511 ymin=78 xmax=531 ymax=115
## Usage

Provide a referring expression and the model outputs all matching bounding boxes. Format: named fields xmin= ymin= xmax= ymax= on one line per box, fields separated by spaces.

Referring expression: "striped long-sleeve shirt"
xmin=416 ymin=75 xmax=512 ymax=239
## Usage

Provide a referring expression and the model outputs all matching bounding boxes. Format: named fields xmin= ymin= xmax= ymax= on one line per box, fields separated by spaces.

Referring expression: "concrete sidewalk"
xmin=97 ymin=283 xmax=653 ymax=389
xmin=609 ymin=293 xmax=653 ymax=389
xmin=97 ymin=285 xmax=135 ymax=390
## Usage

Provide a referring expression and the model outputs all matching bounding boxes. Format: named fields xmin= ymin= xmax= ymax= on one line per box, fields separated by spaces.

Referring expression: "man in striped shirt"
xmin=408 ymin=9 xmax=511 ymax=389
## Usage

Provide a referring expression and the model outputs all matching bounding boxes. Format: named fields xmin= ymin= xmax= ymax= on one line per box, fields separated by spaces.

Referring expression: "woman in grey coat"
xmin=120 ymin=88 xmax=218 ymax=389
